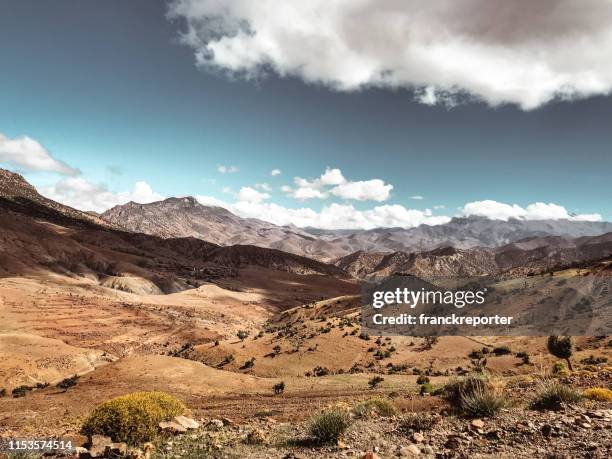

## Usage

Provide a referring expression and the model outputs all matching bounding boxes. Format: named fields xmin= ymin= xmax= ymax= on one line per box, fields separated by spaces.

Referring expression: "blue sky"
xmin=0 ymin=0 xmax=611 ymax=228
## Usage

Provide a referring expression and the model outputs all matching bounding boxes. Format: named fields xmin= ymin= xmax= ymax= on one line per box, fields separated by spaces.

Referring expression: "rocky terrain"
xmin=335 ymin=234 xmax=612 ymax=280
xmin=0 ymin=169 xmax=611 ymax=459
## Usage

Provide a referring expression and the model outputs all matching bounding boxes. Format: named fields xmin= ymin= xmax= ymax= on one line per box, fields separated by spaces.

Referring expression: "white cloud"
xmin=410 ymin=195 xmax=424 ymax=200
xmin=40 ymin=178 xmax=164 ymax=213
xmin=237 ymin=186 xmax=270 ymax=203
xmin=433 ymin=205 xmax=445 ymax=210
xmin=461 ymin=200 xmax=601 ymax=222
xmin=270 ymin=168 xmax=281 ymax=176
xmin=286 ymin=167 xmax=392 ymax=202
xmin=217 ymin=164 xmax=239 ymax=174
xmin=319 ymin=167 xmax=346 ymax=186
xmin=169 ymin=0 xmax=612 ymax=110
xmin=0 ymin=132 xmax=79 ymax=175
xmin=195 ymin=195 xmax=450 ymax=230
xmin=330 ymin=179 xmax=393 ymax=202
xmin=255 ymin=182 xmax=272 ymax=192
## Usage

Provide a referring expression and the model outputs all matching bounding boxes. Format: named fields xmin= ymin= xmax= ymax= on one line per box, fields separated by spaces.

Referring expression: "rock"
xmin=421 ymin=445 xmax=434 ymax=455
xmin=246 ymin=428 xmax=268 ymax=445
xmin=159 ymin=420 xmax=188 ymax=434
xmin=65 ymin=434 xmax=89 ymax=447
xmin=174 ymin=415 xmax=200 ymax=429
xmin=105 ymin=443 xmax=128 ymax=456
xmin=445 ymin=436 xmax=462 ymax=450
xmin=88 ymin=435 xmax=113 ymax=458
xmin=399 ymin=444 xmax=421 ymax=456
xmin=541 ymin=424 xmax=552 ymax=437
xmin=207 ymin=419 xmax=225 ymax=430
xmin=412 ymin=432 xmax=425 ymax=443
xmin=338 ymin=440 xmax=349 ymax=449
xmin=90 ymin=435 xmax=112 ymax=448
xmin=470 ymin=419 xmax=485 ymax=429
xmin=221 ymin=417 xmax=235 ymax=426
xmin=362 ymin=453 xmax=380 ymax=459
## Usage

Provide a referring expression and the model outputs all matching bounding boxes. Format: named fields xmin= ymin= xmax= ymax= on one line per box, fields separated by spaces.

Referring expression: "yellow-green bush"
xmin=583 ymin=387 xmax=612 ymax=402
xmin=81 ymin=391 xmax=187 ymax=445
xmin=353 ymin=397 xmax=397 ymax=417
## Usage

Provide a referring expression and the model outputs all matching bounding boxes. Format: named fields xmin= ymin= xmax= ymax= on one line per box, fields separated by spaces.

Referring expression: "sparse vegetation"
xmin=353 ymin=397 xmax=397 ymax=417
xmin=368 ymin=375 xmax=384 ymax=389
xmin=552 ymin=360 xmax=570 ymax=376
xmin=580 ymin=355 xmax=607 ymax=365
xmin=81 ymin=391 xmax=187 ymax=445
xmin=443 ymin=372 xmax=503 ymax=417
xmin=530 ymin=380 xmax=582 ymax=410
xmin=57 ymin=375 xmax=79 ymax=392
xmin=307 ymin=408 xmax=351 ymax=444
xmin=547 ymin=336 xmax=574 ymax=371
xmin=12 ymin=385 xmax=32 ymax=398
xmin=398 ymin=413 xmax=439 ymax=433
xmin=416 ymin=374 xmax=430 ymax=385
xmin=273 ymin=381 xmax=285 ymax=394
xmin=459 ymin=385 xmax=506 ymax=417
xmin=583 ymin=387 xmax=612 ymax=402
xmin=237 ymin=330 xmax=249 ymax=342
xmin=492 ymin=345 xmax=512 ymax=356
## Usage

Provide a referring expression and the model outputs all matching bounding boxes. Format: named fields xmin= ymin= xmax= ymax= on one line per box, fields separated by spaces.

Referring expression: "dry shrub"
xmin=583 ymin=387 xmax=612 ymax=402
xmin=81 ymin=391 xmax=187 ymax=445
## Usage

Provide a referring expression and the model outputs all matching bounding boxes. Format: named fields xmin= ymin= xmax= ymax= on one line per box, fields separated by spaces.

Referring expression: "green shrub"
xmin=459 ymin=386 xmax=506 ymax=417
xmin=353 ymin=398 xmax=397 ymax=417
xmin=530 ymin=380 xmax=582 ymax=410
xmin=368 ymin=375 xmax=384 ymax=389
xmin=12 ymin=385 xmax=32 ymax=398
xmin=547 ymin=336 xmax=574 ymax=371
xmin=307 ymin=408 xmax=351 ymax=444
xmin=492 ymin=346 xmax=512 ymax=356
xmin=552 ymin=361 xmax=570 ymax=376
xmin=273 ymin=381 xmax=285 ymax=394
xmin=57 ymin=375 xmax=79 ymax=392
xmin=442 ymin=373 xmax=502 ymax=416
xmin=81 ymin=391 xmax=187 ymax=445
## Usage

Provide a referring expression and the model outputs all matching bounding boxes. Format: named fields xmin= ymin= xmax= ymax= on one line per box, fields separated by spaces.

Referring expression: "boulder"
xmin=159 ymin=420 xmax=188 ymax=434
xmin=174 ymin=415 xmax=200 ymax=429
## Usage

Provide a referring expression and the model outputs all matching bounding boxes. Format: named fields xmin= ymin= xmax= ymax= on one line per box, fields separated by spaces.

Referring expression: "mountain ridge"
xmin=100 ymin=195 xmax=612 ymax=261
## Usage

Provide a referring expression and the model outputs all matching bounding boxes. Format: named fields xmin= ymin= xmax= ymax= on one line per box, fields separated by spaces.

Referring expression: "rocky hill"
xmin=0 ymin=168 xmax=114 ymax=228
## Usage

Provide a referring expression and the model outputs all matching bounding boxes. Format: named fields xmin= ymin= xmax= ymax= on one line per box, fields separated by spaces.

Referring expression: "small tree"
xmin=368 ymin=376 xmax=384 ymax=389
xmin=273 ymin=345 xmax=282 ymax=355
xmin=547 ymin=336 xmax=574 ymax=371
xmin=273 ymin=381 xmax=285 ymax=394
xmin=237 ymin=330 xmax=249 ymax=342
xmin=57 ymin=375 xmax=79 ymax=392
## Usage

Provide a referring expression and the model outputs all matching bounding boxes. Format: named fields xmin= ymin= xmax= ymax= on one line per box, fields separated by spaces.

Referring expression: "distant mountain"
xmin=335 ymin=233 xmax=612 ymax=279
xmin=101 ymin=196 xmax=612 ymax=261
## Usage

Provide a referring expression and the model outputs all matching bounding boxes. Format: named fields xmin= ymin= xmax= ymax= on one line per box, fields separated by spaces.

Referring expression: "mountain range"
xmin=102 ymin=194 xmax=612 ymax=261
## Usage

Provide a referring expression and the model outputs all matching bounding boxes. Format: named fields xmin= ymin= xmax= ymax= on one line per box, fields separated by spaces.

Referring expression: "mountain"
xmin=101 ymin=197 xmax=340 ymax=260
xmin=308 ymin=216 xmax=612 ymax=256
xmin=336 ymin=233 xmax=612 ymax=279
xmin=0 ymin=170 xmax=351 ymax=296
xmin=101 ymin=196 xmax=612 ymax=261
xmin=0 ymin=168 xmax=113 ymax=228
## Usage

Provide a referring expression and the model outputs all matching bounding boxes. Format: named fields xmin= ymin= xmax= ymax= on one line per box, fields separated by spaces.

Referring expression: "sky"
xmin=0 ymin=0 xmax=611 ymax=229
